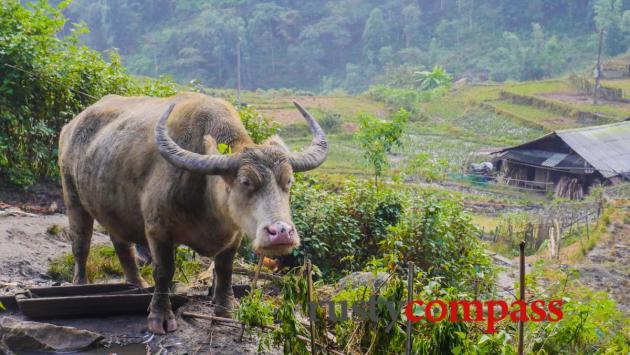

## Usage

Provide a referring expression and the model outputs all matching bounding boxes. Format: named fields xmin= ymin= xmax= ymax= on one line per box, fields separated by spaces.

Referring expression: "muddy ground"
xmin=0 ymin=205 xmax=279 ymax=354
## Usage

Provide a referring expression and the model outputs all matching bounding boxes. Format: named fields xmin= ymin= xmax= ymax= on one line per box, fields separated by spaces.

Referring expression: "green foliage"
xmin=414 ymin=66 xmax=453 ymax=91
xmin=66 ymin=0 xmax=609 ymax=92
xmin=317 ymin=109 xmax=342 ymax=134
xmin=367 ymin=66 xmax=452 ymax=112
xmin=270 ymin=269 xmax=310 ymax=354
xmin=48 ymin=245 xmax=200 ymax=284
xmin=526 ymin=263 xmax=630 ymax=354
xmin=354 ymin=109 xmax=409 ymax=185
xmin=0 ymin=0 xmax=178 ymax=187
xmin=368 ymin=85 xmax=432 ymax=112
xmin=404 ymin=152 xmax=449 ymax=183
xmin=235 ymin=289 xmax=275 ymax=352
xmin=380 ymin=197 xmax=495 ymax=291
xmin=290 ymin=177 xmax=403 ymax=279
xmin=237 ymin=105 xmax=279 ymax=144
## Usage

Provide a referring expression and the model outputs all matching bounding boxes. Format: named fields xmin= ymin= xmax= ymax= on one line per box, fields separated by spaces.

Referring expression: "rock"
xmin=0 ymin=317 xmax=103 ymax=353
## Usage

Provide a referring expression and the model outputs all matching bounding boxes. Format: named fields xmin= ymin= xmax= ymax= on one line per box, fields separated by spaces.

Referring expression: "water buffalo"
xmin=58 ymin=93 xmax=327 ymax=334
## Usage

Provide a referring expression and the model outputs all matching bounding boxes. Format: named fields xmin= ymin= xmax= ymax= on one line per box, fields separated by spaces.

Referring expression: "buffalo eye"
xmin=240 ymin=177 xmax=252 ymax=188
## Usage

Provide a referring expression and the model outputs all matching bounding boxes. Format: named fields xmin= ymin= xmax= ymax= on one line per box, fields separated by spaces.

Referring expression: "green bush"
xmin=237 ymin=105 xmax=279 ymax=144
xmin=317 ymin=109 xmax=343 ymax=133
xmin=289 ymin=175 xmax=494 ymax=287
xmin=290 ymin=177 xmax=404 ymax=279
xmin=404 ymin=152 xmax=449 ymax=183
xmin=380 ymin=197 xmax=495 ymax=291
xmin=0 ymin=0 xmax=178 ymax=187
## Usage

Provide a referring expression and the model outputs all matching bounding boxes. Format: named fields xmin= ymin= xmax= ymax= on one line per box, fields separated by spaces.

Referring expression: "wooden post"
xmin=594 ymin=29 xmax=604 ymax=105
xmin=554 ymin=219 xmax=561 ymax=259
xmin=494 ymin=226 xmax=499 ymax=242
xmin=518 ymin=241 xmax=526 ymax=355
xmin=236 ymin=38 xmax=241 ymax=107
xmin=585 ymin=215 xmax=590 ymax=241
xmin=306 ymin=259 xmax=316 ymax=355
xmin=405 ymin=262 xmax=414 ymax=355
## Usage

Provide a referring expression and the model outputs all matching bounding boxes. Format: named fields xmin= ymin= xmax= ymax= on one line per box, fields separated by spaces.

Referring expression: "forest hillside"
xmin=65 ymin=0 xmax=630 ymax=92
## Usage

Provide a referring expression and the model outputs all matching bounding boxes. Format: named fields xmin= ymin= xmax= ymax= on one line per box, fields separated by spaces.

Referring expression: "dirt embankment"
xmin=0 ymin=211 xmax=111 ymax=293
xmin=575 ymin=219 xmax=630 ymax=313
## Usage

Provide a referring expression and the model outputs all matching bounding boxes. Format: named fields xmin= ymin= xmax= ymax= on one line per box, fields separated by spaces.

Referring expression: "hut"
xmin=493 ymin=121 xmax=630 ymax=199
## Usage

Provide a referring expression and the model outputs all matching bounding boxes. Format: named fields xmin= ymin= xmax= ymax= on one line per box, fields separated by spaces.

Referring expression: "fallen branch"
xmin=233 ymin=267 xmax=282 ymax=282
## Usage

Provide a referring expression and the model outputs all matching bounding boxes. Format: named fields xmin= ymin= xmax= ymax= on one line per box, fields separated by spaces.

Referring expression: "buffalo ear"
xmin=203 ymin=135 xmax=218 ymax=154
xmin=263 ymin=135 xmax=290 ymax=152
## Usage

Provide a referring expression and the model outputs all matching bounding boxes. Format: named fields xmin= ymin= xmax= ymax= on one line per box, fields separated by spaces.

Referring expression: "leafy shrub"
xmin=317 ymin=109 xmax=343 ymax=133
xmin=368 ymin=85 xmax=430 ymax=113
xmin=0 ymin=0 xmax=178 ymax=187
xmin=525 ymin=262 xmax=630 ymax=354
xmin=404 ymin=152 xmax=449 ymax=183
xmin=237 ymin=105 xmax=279 ymax=144
xmin=289 ymin=175 xmax=493 ymax=288
xmin=235 ymin=289 xmax=275 ymax=351
xmin=368 ymin=66 xmax=452 ymax=114
xmin=289 ymin=177 xmax=404 ymax=279
xmin=379 ymin=197 xmax=495 ymax=290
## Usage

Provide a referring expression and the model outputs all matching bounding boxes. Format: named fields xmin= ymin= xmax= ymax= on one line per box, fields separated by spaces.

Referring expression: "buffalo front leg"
xmin=146 ymin=236 xmax=177 ymax=334
xmin=213 ymin=246 xmax=238 ymax=318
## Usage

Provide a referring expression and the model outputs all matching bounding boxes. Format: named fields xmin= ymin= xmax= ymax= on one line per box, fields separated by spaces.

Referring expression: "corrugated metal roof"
xmin=542 ymin=153 xmax=568 ymax=167
xmin=501 ymin=150 xmax=556 ymax=166
xmin=556 ymin=121 xmax=630 ymax=178
xmin=496 ymin=121 xmax=630 ymax=179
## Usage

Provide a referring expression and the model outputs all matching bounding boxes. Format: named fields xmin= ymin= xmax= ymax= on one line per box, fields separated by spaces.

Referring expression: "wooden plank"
xmin=18 ymin=294 xmax=187 ymax=319
xmin=28 ymin=283 xmax=138 ymax=297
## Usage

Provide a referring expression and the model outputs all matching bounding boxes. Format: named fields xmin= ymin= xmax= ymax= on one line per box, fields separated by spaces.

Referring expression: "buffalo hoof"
xmin=213 ymin=295 xmax=239 ymax=318
xmin=147 ymin=309 xmax=177 ymax=334
xmin=72 ymin=276 xmax=88 ymax=285
xmin=127 ymin=277 xmax=150 ymax=289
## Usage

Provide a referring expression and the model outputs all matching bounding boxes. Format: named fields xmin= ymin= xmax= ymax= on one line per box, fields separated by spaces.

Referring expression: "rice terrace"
xmin=0 ymin=0 xmax=629 ymax=354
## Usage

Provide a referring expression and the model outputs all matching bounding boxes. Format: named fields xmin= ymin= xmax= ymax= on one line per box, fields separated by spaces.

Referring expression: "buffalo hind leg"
xmin=112 ymin=240 xmax=149 ymax=289
xmin=68 ymin=207 xmax=93 ymax=284
xmin=213 ymin=245 xmax=238 ymax=318
xmin=62 ymin=174 xmax=94 ymax=285
xmin=146 ymin=234 xmax=177 ymax=334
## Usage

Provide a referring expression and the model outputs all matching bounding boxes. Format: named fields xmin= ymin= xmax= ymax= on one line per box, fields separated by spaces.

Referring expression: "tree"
xmin=354 ymin=109 xmax=409 ymax=188
xmin=593 ymin=0 xmax=628 ymax=55
xmin=362 ymin=8 xmax=389 ymax=66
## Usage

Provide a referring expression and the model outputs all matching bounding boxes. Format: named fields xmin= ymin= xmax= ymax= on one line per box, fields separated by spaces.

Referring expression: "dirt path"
xmin=574 ymin=220 xmax=630 ymax=313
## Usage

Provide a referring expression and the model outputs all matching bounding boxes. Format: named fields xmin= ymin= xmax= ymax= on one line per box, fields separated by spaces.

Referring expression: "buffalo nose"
xmin=265 ymin=222 xmax=295 ymax=245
